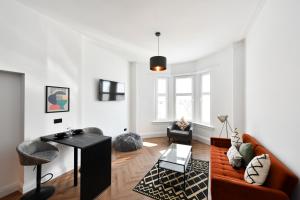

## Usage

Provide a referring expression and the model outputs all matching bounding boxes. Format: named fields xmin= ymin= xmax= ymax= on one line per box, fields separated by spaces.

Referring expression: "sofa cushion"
xmin=239 ymin=143 xmax=254 ymax=167
xmin=176 ymin=117 xmax=190 ymax=130
xmin=170 ymin=130 xmax=189 ymax=135
xmin=211 ymin=145 xmax=245 ymax=180
xmin=231 ymin=130 xmax=243 ymax=148
xmin=244 ymin=154 xmax=271 ymax=185
xmin=227 ymin=145 xmax=243 ymax=168
xmin=183 ymin=124 xmax=191 ymax=131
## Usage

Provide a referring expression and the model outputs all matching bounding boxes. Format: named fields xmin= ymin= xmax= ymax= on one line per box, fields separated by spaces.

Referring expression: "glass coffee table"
xmin=157 ymin=143 xmax=192 ymax=190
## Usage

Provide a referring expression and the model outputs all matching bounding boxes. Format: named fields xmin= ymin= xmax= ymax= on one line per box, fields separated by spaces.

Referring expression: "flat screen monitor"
xmin=98 ymin=79 xmax=125 ymax=101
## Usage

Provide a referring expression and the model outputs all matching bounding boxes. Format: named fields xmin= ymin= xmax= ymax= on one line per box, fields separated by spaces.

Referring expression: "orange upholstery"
xmin=210 ymin=133 xmax=298 ymax=200
xmin=210 ymin=137 xmax=231 ymax=148
xmin=243 ymin=133 xmax=260 ymax=148
xmin=211 ymin=146 xmax=244 ymax=180
xmin=252 ymin=145 xmax=298 ymax=196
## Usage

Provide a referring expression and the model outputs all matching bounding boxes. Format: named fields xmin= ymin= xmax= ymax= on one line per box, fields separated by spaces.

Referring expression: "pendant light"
xmin=150 ymin=32 xmax=167 ymax=71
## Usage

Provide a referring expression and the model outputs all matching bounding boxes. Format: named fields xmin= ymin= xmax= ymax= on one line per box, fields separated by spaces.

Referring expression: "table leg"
xmin=184 ymin=168 xmax=186 ymax=190
xmin=158 ymin=161 xmax=160 ymax=183
xmin=191 ymin=151 xmax=193 ymax=170
xmin=81 ymin=139 xmax=111 ymax=200
xmin=74 ymin=147 xmax=78 ymax=187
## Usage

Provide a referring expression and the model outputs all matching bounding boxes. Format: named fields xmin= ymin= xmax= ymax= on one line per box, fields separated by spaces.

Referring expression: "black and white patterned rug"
xmin=133 ymin=159 xmax=209 ymax=200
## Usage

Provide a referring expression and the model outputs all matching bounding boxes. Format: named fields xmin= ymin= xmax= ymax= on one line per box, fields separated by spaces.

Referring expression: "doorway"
xmin=0 ymin=70 xmax=24 ymax=197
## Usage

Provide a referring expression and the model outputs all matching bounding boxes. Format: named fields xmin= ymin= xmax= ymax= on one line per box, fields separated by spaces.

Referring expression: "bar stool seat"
xmin=17 ymin=140 xmax=59 ymax=200
xmin=31 ymin=150 xmax=58 ymax=162
xmin=83 ymin=127 xmax=104 ymax=135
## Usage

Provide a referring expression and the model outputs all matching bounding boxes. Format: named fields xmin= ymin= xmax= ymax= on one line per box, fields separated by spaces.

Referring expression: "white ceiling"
xmin=17 ymin=0 xmax=263 ymax=64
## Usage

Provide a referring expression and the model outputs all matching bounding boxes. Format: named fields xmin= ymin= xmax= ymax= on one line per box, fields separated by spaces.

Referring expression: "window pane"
xmin=157 ymin=96 xmax=167 ymax=119
xmin=201 ymin=94 xmax=210 ymax=123
xmin=201 ymin=73 xmax=210 ymax=93
xmin=176 ymin=77 xmax=192 ymax=93
xmin=157 ymin=79 xmax=167 ymax=94
xmin=176 ymin=96 xmax=192 ymax=120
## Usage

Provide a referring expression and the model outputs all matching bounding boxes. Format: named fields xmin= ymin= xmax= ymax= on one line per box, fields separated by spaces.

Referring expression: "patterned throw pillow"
xmin=231 ymin=129 xmax=243 ymax=149
xmin=239 ymin=143 xmax=254 ymax=167
xmin=244 ymin=154 xmax=271 ymax=185
xmin=176 ymin=117 xmax=189 ymax=130
xmin=227 ymin=145 xmax=243 ymax=168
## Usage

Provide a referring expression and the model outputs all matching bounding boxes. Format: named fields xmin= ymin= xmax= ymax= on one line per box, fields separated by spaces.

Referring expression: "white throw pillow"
xmin=231 ymin=129 xmax=243 ymax=148
xmin=244 ymin=154 xmax=271 ymax=185
xmin=227 ymin=145 xmax=243 ymax=168
xmin=176 ymin=117 xmax=189 ymax=130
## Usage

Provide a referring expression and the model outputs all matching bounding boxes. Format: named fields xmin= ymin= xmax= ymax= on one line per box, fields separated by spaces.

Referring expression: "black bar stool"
xmin=83 ymin=127 xmax=103 ymax=135
xmin=16 ymin=141 xmax=59 ymax=200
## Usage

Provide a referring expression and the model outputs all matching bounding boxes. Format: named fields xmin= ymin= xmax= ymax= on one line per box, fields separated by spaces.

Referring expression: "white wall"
xmin=0 ymin=0 xmax=82 ymax=194
xmin=233 ymin=40 xmax=246 ymax=132
xmin=81 ymin=38 xmax=130 ymax=138
xmin=131 ymin=43 xmax=245 ymax=142
xmin=0 ymin=0 xmax=130 ymax=195
xmin=130 ymin=62 xmax=171 ymax=136
xmin=129 ymin=62 xmax=137 ymax=133
xmin=0 ymin=71 xmax=24 ymax=197
xmin=245 ymin=0 xmax=300 ymax=199
xmin=193 ymin=46 xmax=235 ymax=141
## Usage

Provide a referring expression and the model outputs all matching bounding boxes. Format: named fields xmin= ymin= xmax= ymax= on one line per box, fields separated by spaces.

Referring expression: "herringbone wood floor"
xmin=2 ymin=137 xmax=210 ymax=200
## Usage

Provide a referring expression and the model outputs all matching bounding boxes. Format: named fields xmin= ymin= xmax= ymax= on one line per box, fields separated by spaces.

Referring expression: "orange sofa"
xmin=210 ymin=133 xmax=298 ymax=200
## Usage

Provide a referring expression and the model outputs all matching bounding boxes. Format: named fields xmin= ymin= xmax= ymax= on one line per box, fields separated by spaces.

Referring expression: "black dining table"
xmin=41 ymin=132 xmax=112 ymax=200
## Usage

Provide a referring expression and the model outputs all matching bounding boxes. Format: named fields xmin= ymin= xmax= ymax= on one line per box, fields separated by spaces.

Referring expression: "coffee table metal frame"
xmin=157 ymin=143 xmax=193 ymax=190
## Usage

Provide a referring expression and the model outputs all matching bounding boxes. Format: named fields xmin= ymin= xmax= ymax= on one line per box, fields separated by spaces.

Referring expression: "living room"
xmin=0 ymin=0 xmax=299 ymax=200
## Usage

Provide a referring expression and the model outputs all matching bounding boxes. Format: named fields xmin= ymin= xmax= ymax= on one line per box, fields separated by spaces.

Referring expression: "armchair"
xmin=167 ymin=121 xmax=193 ymax=144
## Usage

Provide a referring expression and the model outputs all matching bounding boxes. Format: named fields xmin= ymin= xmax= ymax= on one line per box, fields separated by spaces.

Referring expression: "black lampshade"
xmin=150 ymin=32 xmax=167 ymax=71
xmin=150 ymin=56 xmax=167 ymax=71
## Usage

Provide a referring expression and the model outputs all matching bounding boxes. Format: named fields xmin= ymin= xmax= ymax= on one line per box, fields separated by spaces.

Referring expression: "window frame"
xmin=173 ymin=75 xmax=195 ymax=121
xmin=155 ymin=77 xmax=169 ymax=121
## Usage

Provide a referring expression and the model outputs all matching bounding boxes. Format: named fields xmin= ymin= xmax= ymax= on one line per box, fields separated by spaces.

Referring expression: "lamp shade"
xmin=217 ymin=115 xmax=228 ymax=123
xmin=150 ymin=56 xmax=167 ymax=71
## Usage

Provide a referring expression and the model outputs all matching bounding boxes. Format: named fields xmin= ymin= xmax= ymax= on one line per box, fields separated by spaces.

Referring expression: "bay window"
xmin=175 ymin=76 xmax=193 ymax=120
xmin=155 ymin=72 xmax=211 ymax=126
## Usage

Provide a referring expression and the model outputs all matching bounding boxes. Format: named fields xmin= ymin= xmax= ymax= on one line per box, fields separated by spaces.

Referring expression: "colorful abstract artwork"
xmin=46 ymin=86 xmax=70 ymax=113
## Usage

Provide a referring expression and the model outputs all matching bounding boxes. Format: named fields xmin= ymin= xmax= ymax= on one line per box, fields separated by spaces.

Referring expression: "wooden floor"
xmin=2 ymin=137 xmax=210 ymax=200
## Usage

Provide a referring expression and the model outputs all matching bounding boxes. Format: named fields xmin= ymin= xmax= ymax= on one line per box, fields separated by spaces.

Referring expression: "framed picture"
xmin=46 ymin=86 xmax=70 ymax=113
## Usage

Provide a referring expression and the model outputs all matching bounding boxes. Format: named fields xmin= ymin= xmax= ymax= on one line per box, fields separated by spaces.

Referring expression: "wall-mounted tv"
xmin=98 ymin=79 xmax=125 ymax=101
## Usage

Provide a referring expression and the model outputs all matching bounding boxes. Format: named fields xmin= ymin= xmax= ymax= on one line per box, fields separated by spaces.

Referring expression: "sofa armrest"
xmin=211 ymin=175 xmax=289 ymax=200
xmin=210 ymin=137 xmax=231 ymax=148
xmin=189 ymin=126 xmax=193 ymax=135
xmin=167 ymin=126 xmax=172 ymax=134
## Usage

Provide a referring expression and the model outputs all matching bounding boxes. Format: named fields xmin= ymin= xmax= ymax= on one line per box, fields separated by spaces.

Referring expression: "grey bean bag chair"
xmin=114 ymin=133 xmax=143 ymax=152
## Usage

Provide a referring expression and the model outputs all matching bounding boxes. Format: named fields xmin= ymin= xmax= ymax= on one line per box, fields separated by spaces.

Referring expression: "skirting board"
xmin=140 ymin=132 xmax=166 ymax=139
xmin=192 ymin=135 xmax=210 ymax=145
xmin=22 ymin=181 xmax=35 ymax=194
xmin=0 ymin=182 xmax=20 ymax=198
xmin=140 ymin=132 xmax=210 ymax=145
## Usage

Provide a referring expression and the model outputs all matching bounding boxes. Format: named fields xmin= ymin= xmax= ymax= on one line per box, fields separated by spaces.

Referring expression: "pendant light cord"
xmin=157 ymin=35 xmax=160 ymax=56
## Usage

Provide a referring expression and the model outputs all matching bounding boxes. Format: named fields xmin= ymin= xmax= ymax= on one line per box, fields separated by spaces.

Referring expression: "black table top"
xmin=41 ymin=132 xmax=111 ymax=149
